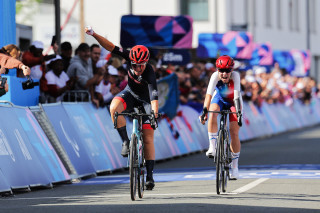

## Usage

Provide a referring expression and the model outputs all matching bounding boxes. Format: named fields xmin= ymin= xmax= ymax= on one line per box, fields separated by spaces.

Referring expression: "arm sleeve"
xmin=206 ymin=72 xmax=219 ymax=96
xmin=146 ymin=66 xmax=158 ymax=101
xmin=232 ymin=71 xmax=243 ymax=111
xmin=232 ymin=71 xmax=241 ymax=92
xmin=112 ymin=46 xmax=130 ymax=62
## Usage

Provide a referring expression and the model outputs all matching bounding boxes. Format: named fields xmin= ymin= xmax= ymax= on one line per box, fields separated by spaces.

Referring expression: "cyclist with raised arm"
xmin=85 ymin=26 xmax=159 ymax=190
xmin=200 ymin=55 xmax=243 ymax=180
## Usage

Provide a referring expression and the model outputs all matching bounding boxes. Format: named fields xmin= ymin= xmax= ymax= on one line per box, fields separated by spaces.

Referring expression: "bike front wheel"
xmin=216 ymin=130 xmax=223 ymax=195
xmin=222 ymin=132 xmax=228 ymax=192
xmin=130 ymin=134 xmax=138 ymax=201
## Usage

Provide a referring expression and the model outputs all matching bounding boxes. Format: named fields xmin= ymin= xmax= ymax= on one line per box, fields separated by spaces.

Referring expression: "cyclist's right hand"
xmin=199 ymin=107 xmax=208 ymax=125
xmin=85 ymin=26 xmax=94 ymax=36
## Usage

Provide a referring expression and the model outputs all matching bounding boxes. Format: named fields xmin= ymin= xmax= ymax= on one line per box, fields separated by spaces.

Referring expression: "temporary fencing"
xmin=0 ymin=98 xmax=319 ymax=194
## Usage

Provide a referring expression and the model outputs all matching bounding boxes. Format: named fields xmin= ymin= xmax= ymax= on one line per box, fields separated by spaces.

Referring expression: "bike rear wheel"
xmin=216 ymin=130 xmax=223 ymax=195
xmin=138 ymin=139 xmax=145 ymax=198
xmin=130 ymin=134 xmax=138 ymax=201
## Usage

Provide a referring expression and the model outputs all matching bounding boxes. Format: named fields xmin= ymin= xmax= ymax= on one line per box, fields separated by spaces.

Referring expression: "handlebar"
xmin=114 ymin=111 xmax=162 ymax=130
xmin=200 ymin=108 xmax=242 ymax=127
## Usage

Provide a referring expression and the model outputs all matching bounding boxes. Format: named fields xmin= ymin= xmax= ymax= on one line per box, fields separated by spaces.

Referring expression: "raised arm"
xmin=85 ymin=26 xmax=115 ymax=52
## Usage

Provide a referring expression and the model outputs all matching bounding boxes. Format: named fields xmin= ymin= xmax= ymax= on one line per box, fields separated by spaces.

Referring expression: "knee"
xmin=143 ymin=132 xmax=154 ymax=146
xmin=230 ymin=129 xmax=239 ymax=138
xmin=110 ymin=102 xmax=121 ymax=116
xmin=209 ymin=113 xmax=218 ymax=122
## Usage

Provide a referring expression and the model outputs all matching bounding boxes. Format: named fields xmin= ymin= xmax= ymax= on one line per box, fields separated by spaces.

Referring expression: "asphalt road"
xmin=1 ymin=125 xmax=320 ymax=213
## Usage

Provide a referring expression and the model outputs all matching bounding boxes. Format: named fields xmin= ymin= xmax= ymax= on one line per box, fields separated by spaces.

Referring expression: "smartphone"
xmin=51 ymin=35 xmax=57 ymax=46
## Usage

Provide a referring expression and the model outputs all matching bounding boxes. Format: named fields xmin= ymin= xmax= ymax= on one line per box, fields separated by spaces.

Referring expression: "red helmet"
xmin=129 ymin=45 xmax=150 ymax=64
xmin=216 ymin=55 xmax=234 ymax=70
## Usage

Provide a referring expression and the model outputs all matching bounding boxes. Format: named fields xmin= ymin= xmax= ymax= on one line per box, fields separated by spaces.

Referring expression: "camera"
xmin=22 ymin=76 xmax=39 ymax=90
xmin=0 ymin=77 xmax=7 ymax=88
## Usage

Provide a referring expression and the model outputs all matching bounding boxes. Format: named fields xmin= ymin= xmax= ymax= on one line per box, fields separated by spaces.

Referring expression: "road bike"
xmin=114 ymin=106 xmax=160 ymax=201
xmin=201 ymin=110 xmax=240 ymax=194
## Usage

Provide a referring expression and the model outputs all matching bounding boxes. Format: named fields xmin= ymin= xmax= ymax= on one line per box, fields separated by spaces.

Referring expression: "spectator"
xmin=21 ymin=41 xmax=56 ymax=80
xmin=86 ymin=59 xmax=108 ymax=108
xmin=95 ymin=65 xmax=120 ymax=106
xmin=117 ymin=65 xmax=128 ymax=91
xmin=90 ymin=44 xmax=101 ymax=74
xmin=0 ymin=44 xmax=31 ymax=96
xmin=67 ymin=43 xmax=93 ymax=91
xmin=60 ymin=41 xmax=73 ymax=71
xmin=45 ymin=56 xmax=76 ymax=103
xmin=0 ymin=44 xmax=31 ymax=76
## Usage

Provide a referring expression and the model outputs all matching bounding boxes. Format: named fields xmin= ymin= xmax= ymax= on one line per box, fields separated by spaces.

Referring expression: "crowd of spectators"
xmin=7 ymin=40 xmax=320 ymax=112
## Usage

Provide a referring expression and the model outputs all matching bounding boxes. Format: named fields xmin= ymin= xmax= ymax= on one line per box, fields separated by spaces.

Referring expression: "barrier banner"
xmin=240 ymin=102 xmax=257 ymax=138
xmin=13 ymin=107 xmax=70 ymax=183
xmin=275 ymin=103 xmax=300 ymax=130
xmin=171 ymin=119 xmax=191 ymax=154
xmin=42 ymin=103 xmax=96 ymax=177
xmin=178 ymin=105 xmax=208 ymax=150
xmin=153 ymin=123 xmax=173 ymax=160
xmin=82 ymin=103 xmax=126 ymax=169
xmin=157 ymin=119 xmax=181 ymax=157
xmin=197 ymin=31 xmax=254 ymax=59
xmin=62 ymin=103 xmax=115 ymax=173
xmin=158 ymin=73 xmax=179 ymax=119
xmin=0 ymin=169 xmax=11 ymax=193
xmin=173 ymin=115 xmax=200 ymax=153
xmin=121 ymin=15 xmax=193 ymax=48
xmin=0 ymin=106 xmax=51 ymax=188
xmin=293 ymin=101 xmax=318 ymax=126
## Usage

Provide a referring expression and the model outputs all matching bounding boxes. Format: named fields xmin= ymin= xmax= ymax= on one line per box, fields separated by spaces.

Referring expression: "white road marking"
xmin=12 ymin=179 xmax=269 ymax=201
xmin=232 ymin=178 xmax=269 ymax=194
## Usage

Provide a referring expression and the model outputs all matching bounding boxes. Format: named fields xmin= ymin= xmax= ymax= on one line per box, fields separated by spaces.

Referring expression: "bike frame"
xmin=128 ymin=109 xmax=144 ymax=170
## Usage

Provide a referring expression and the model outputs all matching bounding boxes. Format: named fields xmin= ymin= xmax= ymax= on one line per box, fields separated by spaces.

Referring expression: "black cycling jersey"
xmin=112 ymin=46 xmax=158 ymax=102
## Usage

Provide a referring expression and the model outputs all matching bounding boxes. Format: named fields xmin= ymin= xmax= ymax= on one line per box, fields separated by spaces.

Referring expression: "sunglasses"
xmin=218 ymin=69 xmax=232 ymax=73
xmin=131 ymin=62 xmax=147 ymax=69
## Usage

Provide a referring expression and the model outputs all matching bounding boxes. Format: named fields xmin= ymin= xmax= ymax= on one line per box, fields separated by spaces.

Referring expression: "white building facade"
xmin=16 ymin=0 xmax=320 ymax=81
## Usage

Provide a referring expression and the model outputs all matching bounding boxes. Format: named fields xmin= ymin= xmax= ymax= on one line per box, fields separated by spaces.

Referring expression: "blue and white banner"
xmin=0 ymin=106 xmax=51 ymax=188
xmin=13 ymin=107 xmax=70 ymax=183
xmin=81 ymin=103 xmax=127 ymax=169
xmin=0 ymin=169 xmax=11 ymax=193
xmin=62 ymin=103 xmax=115 ymax=173
xmin=42 ymin=103 xmax=96 ymax=177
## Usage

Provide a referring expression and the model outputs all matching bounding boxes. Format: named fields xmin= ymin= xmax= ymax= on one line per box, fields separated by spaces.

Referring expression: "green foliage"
xmin=16 ymin=0 xmax=43 ymax=14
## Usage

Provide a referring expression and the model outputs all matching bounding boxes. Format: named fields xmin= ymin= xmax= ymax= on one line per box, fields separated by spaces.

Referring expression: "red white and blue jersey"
xmin=206 ymin=71 xmax=241 ymax=103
